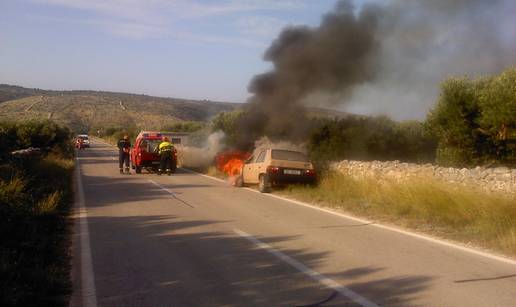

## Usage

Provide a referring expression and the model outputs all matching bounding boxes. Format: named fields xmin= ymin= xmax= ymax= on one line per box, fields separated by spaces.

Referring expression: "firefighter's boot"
xmin=119 ymin=168 xmax=123 ymax=174
xmin=125 ymin=167 xmax=130 ymax=174
xmin=157 ymin=169 xmax=162 ymax=176
xmin=166 ymin=169 xmax=171 ymax=176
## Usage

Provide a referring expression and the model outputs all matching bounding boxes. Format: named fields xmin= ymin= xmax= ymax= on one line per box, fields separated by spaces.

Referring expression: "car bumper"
xmin=268 ymin=173 xmax=316 ymax=185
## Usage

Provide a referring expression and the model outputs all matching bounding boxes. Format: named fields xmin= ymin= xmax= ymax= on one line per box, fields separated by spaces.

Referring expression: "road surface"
xmin=71 ymin=140 xmax=516 ymax=306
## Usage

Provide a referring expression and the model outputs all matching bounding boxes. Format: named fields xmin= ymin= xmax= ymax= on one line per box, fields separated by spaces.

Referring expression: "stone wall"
xmin=332 ymin=160 xmax=516 ymax=195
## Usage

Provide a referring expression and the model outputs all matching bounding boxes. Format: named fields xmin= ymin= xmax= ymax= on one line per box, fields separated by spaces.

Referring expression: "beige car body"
xmin=242 ymin=148 xmax=315 ymax=184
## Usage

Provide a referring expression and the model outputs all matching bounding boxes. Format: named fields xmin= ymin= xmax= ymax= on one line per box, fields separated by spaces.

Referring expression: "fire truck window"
xmin=148 ymin=140 xmax=161 ymax=153
xmin=140 ymin=140 xmax=148 ymax=152
xmin=256 ymin=150 xmax=266 ymax=163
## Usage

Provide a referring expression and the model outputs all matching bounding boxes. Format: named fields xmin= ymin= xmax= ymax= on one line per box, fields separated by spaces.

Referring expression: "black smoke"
xmin=241 ymin=0 xmax=516 ymax=142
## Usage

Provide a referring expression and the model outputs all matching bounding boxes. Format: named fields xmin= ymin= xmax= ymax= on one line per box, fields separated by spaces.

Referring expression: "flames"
xmin=222 ymin=158 xmax=244 ymax=176
xmin=216 ymin=151 xmax=251 ymax=183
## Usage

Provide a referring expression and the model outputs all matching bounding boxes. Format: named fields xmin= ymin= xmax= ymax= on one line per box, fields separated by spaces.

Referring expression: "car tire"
xmin=235 ymin=175 xmax=243 ymax=187
xmin=258 ymin=174 xmax=270 ymax=193
xmin=135 ymin=166 xmax=142 ymax=174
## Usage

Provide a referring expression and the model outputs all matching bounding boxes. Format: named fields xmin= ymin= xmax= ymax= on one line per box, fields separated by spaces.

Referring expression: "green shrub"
xmin=161 ymin=121 xmax=205 ymax=132
xmin=0 ymin=120 xmax=73 ymax=306
xmin=426 ymin=67 xmax=516 ymax=166
xmin=307 ymin=116 xmax=436 ymax=167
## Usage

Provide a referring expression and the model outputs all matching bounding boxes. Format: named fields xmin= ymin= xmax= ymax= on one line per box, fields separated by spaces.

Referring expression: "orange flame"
xmin=222 ymin=158 xmax=243 ymax=176
xmin=216 ymin=151 xmax=250 ymax=173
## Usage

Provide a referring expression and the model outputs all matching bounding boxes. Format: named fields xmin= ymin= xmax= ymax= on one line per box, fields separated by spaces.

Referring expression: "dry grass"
xmin=0 ymin=154 xmax=74 ymax=306
xmin=276 ymin=171 xmax=516 ymax=256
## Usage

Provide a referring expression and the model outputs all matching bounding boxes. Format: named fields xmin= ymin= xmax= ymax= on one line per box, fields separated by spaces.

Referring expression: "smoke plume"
xmin=177 ymin=131 xmax=225 ymax=168
xmin=245 ymin=0 xmax=516 ymax=135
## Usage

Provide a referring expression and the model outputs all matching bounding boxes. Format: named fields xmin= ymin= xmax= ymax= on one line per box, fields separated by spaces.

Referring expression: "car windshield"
xmin=271 ymin=150 xmax=308 ymax=162
xmin=140 ymin=139 xmax=161 ymax=152
xmin=81 ymin=136 xmax=89 ymax=140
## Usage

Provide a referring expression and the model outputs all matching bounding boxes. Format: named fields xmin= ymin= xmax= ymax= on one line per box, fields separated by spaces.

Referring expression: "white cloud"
xmin=236 ymin=16 xmax=289 ymax=38
xmin=31 ymin=0 xmax=306 ymax=42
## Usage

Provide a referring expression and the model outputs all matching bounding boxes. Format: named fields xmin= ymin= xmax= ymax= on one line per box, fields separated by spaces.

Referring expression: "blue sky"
xmin=0 ymin=0 xmax=350 ymax=102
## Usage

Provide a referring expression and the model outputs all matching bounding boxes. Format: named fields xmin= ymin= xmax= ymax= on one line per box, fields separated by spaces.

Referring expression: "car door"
xmin=245 ymin=150 xmax=266 ymax=184
xmin=253 ymin=150 xmax=267 ymax=182
xmin=243 ymin=155 xmax=255 ymax=183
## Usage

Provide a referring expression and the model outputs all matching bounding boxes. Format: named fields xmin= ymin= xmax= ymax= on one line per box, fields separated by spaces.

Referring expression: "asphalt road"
xmin=71 ymin=140 xmax=516 ymax=307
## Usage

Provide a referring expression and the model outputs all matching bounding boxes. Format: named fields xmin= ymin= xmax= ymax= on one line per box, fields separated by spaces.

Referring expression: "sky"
xmin=1 ymin=0 xmax=514 ymax=120
xmin=0 ymin=0 xmax=341 ymax=102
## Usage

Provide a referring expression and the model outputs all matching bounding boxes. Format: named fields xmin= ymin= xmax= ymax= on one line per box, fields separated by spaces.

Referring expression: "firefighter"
xmin=117 ymin=134 xmax=131 ymax=174
xmin=157 ymin=136 xmax=174 ymax=175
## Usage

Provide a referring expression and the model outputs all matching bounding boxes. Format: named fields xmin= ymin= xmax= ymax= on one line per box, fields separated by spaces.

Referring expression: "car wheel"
xmin=135 ymin=166 xmax=142 ymax=174
xmin=235 ymin=175 xmax=243 ymax=187
xmin=258 ymin=174 xmax=270 ymax=193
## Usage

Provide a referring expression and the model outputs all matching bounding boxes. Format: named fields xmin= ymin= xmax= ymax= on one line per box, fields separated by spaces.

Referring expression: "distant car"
xmin=77 ymin=134 xmax=90 ymax=148
xmin=237 ymin=148 xmax=316 ymax=193
xmin=130 ymin=131 xmax=177 ymax=174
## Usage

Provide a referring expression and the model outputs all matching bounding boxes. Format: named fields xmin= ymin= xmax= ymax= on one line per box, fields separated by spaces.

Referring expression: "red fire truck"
xmin=130 ymin=131 xmax=177 ymax=174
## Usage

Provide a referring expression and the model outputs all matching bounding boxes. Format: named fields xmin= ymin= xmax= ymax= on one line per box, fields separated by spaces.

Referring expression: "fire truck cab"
xmin=130 ymin=131 xmax=177 ymax=174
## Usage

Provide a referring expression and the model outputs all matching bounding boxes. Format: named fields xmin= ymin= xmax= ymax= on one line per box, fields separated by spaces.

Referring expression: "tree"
xmin=478 ymin=68 xmax=516 ymax=162
xmin=425 ymin=77 xmax=485 ymax=166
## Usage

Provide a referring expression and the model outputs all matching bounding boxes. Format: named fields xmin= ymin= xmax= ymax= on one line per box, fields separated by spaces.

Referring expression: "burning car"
xmin=130 ymin=131 xmax=177 ymax=174
xmin=236 ymin=148 xmax=316 ymax=193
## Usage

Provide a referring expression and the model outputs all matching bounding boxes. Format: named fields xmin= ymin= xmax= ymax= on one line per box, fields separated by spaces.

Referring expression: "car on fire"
xmin=236 ymin=148 xmax=316 ymax=193
xmin=130 ymin=131 xmax=177 ymax=174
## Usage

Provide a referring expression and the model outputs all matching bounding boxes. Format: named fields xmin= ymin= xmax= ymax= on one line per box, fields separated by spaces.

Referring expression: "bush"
xmin=0 ymin=120 xmax=73 ymax=306
xmin=307 ymin=116 xmax=436 ymax=166
xmin=0 ymin=120 xmax=72 ymax=160
xmin=426 ymin=67 xmax=516 ymax=166
xmin=161 ymin=121 xmax=205 ymax=133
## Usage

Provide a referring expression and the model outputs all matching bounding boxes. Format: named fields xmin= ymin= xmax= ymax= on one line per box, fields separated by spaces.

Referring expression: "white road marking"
xmin=97 ymin=140 xmax=516 ymax=266
xmin=148 ymin=179 xmax=194 ymax=208
xmin=148 ymin=179 xmax=174 ymax=194
xmin=234 ymin=229 xmax=379 ymax=307
xmin=75 ymin=155 xmax=98 ymax=307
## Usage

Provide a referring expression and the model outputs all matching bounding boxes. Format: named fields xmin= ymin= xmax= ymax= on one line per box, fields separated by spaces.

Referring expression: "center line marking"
xmin=233 ymin=229 xmax=379 ymax=307
xmin=148 ymin=179 xmax=195 ymax=208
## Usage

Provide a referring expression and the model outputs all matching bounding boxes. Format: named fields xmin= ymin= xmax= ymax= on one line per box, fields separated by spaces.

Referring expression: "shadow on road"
xmin=74 ymin=142 xmax=434 ymax=306
xmin=78 ymin=212 xmax=433 ymax=306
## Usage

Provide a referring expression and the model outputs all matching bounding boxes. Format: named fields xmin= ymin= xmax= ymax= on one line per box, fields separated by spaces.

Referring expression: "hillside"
xmin=0 ymin=84 xmax=48 ymax=103
xmin=0 ymin=84 xmax=360 ymax=133
xmin=0 ymin=85 xmax=238 ymax=132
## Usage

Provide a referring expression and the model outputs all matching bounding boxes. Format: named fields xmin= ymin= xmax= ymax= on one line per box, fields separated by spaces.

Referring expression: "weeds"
xmin=0 ymin=120 xmax=74 ymax=307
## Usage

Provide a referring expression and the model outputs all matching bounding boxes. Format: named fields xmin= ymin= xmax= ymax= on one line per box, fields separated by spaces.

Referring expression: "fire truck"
xmin=130 ymin=131 xmax=177 ymax=174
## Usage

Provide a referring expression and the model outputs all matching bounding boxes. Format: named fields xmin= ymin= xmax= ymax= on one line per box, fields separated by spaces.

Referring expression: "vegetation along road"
xmin=71 ymin=139 xmax=516 ymax=307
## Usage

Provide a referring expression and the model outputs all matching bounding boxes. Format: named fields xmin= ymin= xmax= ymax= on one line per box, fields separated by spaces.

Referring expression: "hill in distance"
xmin=0 ymin=84 xmax=239 ymax=132
xmin=0 ymin=84 xmax=358 ymax=133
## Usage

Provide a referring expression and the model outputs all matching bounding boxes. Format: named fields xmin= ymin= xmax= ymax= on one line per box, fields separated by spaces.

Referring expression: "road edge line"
xmin=234 ymin=229 xmax=379 ymax=307
xmin=186 ymin=169 xmax=516 ymax=266
xmin=75 ymin=155 xmax=98 ymax=307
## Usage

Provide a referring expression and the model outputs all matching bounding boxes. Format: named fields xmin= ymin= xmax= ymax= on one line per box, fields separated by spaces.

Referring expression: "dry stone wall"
xmin=332 ymin=160 xmax=516 ymax=195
